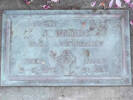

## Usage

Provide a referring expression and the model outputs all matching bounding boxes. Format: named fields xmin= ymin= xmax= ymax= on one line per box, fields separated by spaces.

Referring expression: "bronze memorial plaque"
xmin=1 ymin=10 xmax=132 ymax=86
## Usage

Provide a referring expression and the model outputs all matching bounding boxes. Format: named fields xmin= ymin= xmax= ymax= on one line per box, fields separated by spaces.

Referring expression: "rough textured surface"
xmin=1 ymin=10 xmax=132 ymax=86
xmin=0 ymin=0 xmax=133 ymax=100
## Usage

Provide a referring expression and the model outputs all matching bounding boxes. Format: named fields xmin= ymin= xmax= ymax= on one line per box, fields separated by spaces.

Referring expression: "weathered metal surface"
xmin=1 ymin=10 xmax=132 ymax=86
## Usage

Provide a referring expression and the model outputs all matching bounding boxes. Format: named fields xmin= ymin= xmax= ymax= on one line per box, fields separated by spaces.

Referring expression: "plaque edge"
xmin=1 ymin=10 xmax=132 ymax=86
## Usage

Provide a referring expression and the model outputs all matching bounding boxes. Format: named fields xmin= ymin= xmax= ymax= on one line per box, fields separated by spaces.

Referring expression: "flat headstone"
xmin=1 ymin=10 xmax=132 ymax=86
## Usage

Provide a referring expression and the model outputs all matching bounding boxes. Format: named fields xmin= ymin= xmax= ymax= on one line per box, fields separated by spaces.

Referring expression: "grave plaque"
xmin=1 ymin=10 xmax=132 ymax=86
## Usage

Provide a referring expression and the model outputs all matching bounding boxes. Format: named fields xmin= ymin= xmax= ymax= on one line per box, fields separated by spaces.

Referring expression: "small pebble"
xmin=130 ymin=20 xmax=133 ymax=26
xmin=90 ymin=1 xmax=96 ymax=7
xmin=41 ymin=5 xmax=51 ymax=9
xmin=51 ymin=0 xmax=59 ymax=2
xmin=24 ymin=0 xmax=32 ymax=5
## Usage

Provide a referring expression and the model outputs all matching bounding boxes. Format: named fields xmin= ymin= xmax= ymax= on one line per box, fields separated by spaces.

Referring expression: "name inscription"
xmin=10 ymin=13 xmax=121 ymax=77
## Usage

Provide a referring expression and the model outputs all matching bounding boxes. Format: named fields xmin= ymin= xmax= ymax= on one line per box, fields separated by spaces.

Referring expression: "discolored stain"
xmin=84 ymin=49 xmax=90 ymax=57
xmin=89 ymin=26 xmax=94 ymax=31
